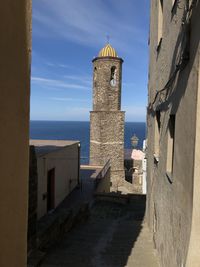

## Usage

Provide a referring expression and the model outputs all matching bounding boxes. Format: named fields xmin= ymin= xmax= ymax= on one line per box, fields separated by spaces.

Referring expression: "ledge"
xmin=92 ymin=56 xmax=123 ymax=63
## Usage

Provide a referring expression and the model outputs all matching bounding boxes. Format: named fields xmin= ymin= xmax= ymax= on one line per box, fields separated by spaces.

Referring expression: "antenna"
xmin=106 ymin=34 xmax=110 ymax=44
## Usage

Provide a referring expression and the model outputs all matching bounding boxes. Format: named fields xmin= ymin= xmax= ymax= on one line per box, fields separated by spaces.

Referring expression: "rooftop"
xmin=30 ymin=139 xmax=80 ymax=157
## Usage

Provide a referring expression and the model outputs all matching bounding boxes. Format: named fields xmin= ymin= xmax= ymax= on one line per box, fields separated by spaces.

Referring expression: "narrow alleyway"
xmin=40 ymin=199 xmax=159 ymax=267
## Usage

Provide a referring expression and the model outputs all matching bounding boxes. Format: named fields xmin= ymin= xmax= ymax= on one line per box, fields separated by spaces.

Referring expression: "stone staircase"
xmin=40 ymin=199 xmax=159 ymax=267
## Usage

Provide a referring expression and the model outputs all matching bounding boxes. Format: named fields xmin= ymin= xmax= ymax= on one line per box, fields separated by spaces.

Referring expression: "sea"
xmin=30 ymin=121 xmax=146 ymax=164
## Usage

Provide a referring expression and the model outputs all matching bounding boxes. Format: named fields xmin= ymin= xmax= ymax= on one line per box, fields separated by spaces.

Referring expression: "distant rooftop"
xmin=30 ymin=139 xmax=80 ymax=157
xmin=124 ymin=148 xmax=144 ymax=160
xmin=131 ymin=149 xmax=144 ymax=161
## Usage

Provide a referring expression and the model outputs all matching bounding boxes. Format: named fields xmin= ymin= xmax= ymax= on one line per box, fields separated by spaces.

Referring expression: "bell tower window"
xmin=94 ymin=67 xmax=97 ymax=80
xmin=110 ymin=66 xmax=117 ymax=87
xmin=94 ymin=67 xmax=97 ymax=86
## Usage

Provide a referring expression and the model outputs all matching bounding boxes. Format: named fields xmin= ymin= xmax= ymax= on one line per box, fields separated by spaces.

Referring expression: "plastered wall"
xmin=0 ymin=1 xmax=31 ymax=266
xmin=147 ymin=1 xmax=200 ymax=266
xmin=37 ymin=144 xmax=79 ymax=219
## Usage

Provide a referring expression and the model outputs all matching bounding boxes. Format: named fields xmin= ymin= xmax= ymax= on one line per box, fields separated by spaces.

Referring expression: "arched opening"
xmin=110 ymin=66 xmax=117 ymax=87
xmin=94 ymin=67 xmax=97 ymax=80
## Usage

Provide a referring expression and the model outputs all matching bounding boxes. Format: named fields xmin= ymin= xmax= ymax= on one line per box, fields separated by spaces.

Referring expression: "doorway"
xmin=47 ymin=168 xmax=55 ymax=212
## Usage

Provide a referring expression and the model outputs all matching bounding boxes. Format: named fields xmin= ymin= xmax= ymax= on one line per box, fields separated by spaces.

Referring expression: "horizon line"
xmin=30 ymin=119 xmax=146 ymax=123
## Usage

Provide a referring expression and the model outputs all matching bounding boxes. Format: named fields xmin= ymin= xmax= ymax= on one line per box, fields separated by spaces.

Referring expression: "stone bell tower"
xmin=90 ymin=43 xmax=125 ymax=190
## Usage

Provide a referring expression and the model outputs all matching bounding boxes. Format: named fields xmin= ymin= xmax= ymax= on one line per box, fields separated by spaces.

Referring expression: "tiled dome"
xmin=98 ymin=43 xmax=118 ymax=57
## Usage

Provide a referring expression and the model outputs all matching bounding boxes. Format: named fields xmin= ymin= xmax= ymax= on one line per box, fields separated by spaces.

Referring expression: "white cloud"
xmin=33 ymin=0 xmax=146 ymax=53
xmin=123 ymin=82 xmax=136 ymax=88
xmin=31 ymin=76 xmax=90 ymax=90
xmin=49 ymin=97 xmax=88 ymax=102
xmin=46 ymin=62 xmax=72 ymax=69
xmin=31 ymin=110 xmax=89 ymax=121
xmin=58 ymin=64 xmax=71 ymax=69
xmin=64 ymin=74 xmax=91 ymax=85
xmin=46 ymin=62 xmax=55 ymax=67
xmin=62 ymin=107 xmax=90 ymax=121
xmin=123 ymin=105 xmax=146 ymax=122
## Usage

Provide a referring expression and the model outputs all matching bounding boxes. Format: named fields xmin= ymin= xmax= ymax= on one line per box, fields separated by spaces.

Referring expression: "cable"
xmin=148 ymin=0 xmax=197 ymax=113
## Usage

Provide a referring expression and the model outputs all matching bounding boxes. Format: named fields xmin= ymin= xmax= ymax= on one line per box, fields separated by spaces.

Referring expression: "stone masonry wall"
xmin=92 ymin=57 xmax=123 ymax=111
xmin=90 ymin=55 xmax=125 ymax=191
xmin=90 ymin=111 xmax=125 ymax=189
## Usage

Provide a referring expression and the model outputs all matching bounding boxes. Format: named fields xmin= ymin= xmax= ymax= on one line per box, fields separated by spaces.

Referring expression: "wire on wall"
xmin=147 ymin=0 xmax=197 ymax=115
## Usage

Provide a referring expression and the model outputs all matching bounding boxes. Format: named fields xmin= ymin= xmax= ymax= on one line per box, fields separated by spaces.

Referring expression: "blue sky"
xmin=31 ymin=0 xmax=150 ymax=122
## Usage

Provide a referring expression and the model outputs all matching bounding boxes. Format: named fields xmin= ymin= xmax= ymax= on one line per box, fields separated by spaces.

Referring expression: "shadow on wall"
xmin=147 ymin=2 xmax=200 ymax=266
xmin=124 ymin=158 xmax=134 ymax=183
xmin=30 ymin=157 xmax=146 ymax=267
xmin=148 ymin=2 xmax=200 ymax=122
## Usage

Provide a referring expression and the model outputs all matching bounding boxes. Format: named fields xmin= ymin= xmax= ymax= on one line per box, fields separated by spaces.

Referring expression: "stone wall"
xmin=147 ymin=1 xmax=200 ymax=266
xmin=92 ymin=57 xmax=123 ymax=111
xmin=90 ymin=55 xmax=125 ymax=190
xmin=90 ymin=111 xmax=125 ymax=189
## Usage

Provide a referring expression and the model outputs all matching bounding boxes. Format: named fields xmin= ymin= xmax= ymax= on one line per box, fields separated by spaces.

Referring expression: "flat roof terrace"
xmin=29 ymin=139 xmax=80 ymax=157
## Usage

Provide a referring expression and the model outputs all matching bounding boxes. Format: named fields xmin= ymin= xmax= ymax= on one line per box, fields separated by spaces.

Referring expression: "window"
xmin=94 ymin=67 xmax=97 ymax=86
xmin=110 ymin=66 xmax=117 ymax=87
xmin=157 ymin=0 xmax=163 ymax=49
xmin=94 ymin=67 xmax=97 ymax=81
xmin=166 ymin=114 xmax=175 ymax=175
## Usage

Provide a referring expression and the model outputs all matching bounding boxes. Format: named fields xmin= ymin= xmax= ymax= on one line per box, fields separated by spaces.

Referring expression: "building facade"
xmin=147 ymin=0 xmax=200 ymax=266
xmin=90 ymin=44 xmax=125 ymax=190
xmin=30 ymin=140 xmax=80 ymax=219
xmin=28 ymin=146 xmax=38 ymax=254
xmin=0 ymin=1 xmax=31 ymax=266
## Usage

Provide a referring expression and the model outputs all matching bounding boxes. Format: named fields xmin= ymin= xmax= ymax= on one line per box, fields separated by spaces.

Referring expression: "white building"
xmin=30 ymin=140 xmax=80 ymax=219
